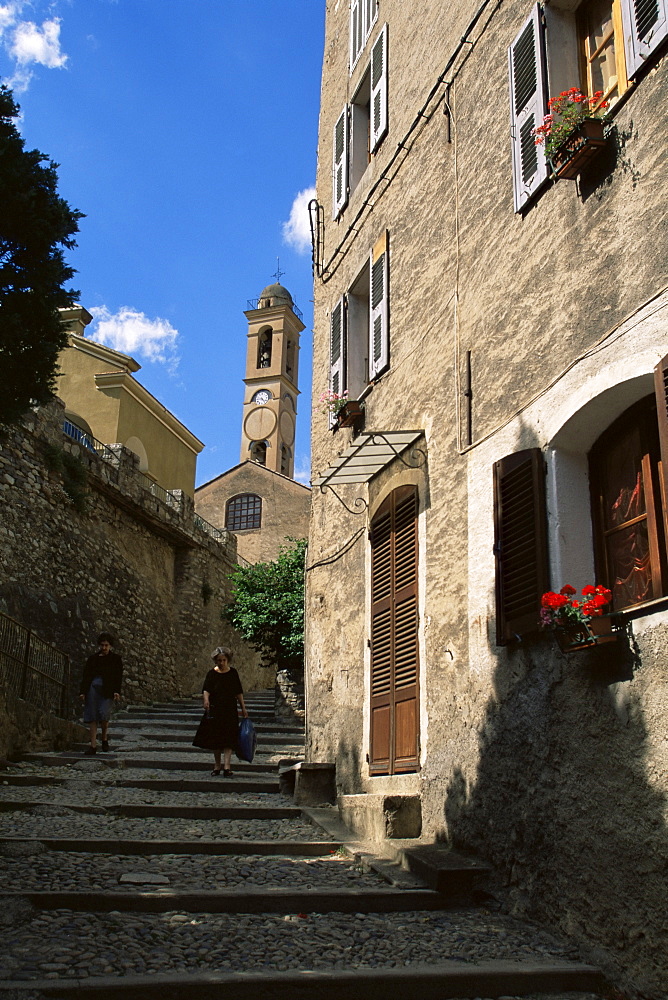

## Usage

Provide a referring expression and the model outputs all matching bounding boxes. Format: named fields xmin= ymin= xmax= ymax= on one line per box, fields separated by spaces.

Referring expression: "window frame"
xmin=225 ymin=493 xmax=263 ymax=532
xmin=589 ymin=395 xmax=668 ymax=610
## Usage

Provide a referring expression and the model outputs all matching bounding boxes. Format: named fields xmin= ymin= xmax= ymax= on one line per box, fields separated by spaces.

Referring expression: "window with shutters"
xmin=589 ymin=395 xmax=667 ymax=609
xmin=369 ymin=485 xmax=419 ymax=775
xmin=334 ymin=24 xmax=388 ymax=218
xmin=226 ymin=493 xmax=262 ymax=531
xmin=328 ymin=232 xmax=389 ymax=417
xmin=509 ymin=0 xmax=665 ymax=211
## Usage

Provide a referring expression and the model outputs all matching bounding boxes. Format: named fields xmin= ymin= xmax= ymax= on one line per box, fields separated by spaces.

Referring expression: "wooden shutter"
xmin=620 ymin=0 xmax=668 ymax=78
xmin=370 ymin=486 xmax=419 ymax=774
xmin=330 ymin=296 xmax=347 ymax=426
xmin=493 ymin=448 xmax=549 ymax=645
xmin=370 ymin=24 xmax=388 ymax=152
xmin=508 ymin=4 xmax=549 ymax=213
xmin=654 ymin=353 xmax=668 ymax=554
xmin=333 ymin=106 xmax=349 ymax=219
xmin=369 ymin=231 xmax=389 ymax=379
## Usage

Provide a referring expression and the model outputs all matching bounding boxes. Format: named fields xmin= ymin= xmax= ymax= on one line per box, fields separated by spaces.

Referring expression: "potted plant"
xmin=539 ymin=584 xmax=619 ymax=652
xmin=533 ymin=88 xmax=609 ymax=180
xmin=319 ymin=390 xmax=364 ymax=429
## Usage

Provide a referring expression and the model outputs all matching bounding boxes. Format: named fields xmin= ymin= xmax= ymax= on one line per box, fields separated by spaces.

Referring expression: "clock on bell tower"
xmin=240 ymin=281 xmax=305 ymax=478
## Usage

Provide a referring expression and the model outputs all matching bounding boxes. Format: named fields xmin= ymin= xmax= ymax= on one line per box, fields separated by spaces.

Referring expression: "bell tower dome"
xmin=240 ymin=280 xmax=305 ymax=478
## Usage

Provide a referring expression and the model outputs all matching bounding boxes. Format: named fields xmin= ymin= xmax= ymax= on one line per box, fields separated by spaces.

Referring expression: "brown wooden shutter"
xmin=493 ymin=448 xmax=548 ymax=645
xmin=653 ymin=354 xmax=668 ymax=558
xmin=370 ymin=485 xmax=419 ymax=774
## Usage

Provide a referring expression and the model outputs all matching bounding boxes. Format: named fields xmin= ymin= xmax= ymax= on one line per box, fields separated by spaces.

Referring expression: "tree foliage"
xmin=0 ymin=84 xmax=83 ymax=426
xmin=223 ymin=538 xmax=306 ymax=676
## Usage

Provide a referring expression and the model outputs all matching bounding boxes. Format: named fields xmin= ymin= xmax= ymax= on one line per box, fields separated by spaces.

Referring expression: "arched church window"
xmin=226 ymin=493 xmax=262 ymax=531
xmin=280 ymin=444 xmax=291 ymax=476
xmin=250 ymin=440 xmax=267 ymax=465
xmin=257 ymin=329 xmax=272 ymax=369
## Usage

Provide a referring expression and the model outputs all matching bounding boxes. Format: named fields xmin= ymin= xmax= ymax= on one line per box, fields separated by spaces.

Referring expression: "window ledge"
xmin=614 ymin=596 xmax=668 ymax=623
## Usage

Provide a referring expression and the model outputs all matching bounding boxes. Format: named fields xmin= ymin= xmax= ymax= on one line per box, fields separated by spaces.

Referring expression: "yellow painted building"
xmin=56 ymin=307 xmax=203 ymax=497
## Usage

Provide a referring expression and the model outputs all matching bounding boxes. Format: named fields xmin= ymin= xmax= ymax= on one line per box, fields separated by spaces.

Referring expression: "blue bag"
xmin=236 ymin=717 xmax=257 ymax=762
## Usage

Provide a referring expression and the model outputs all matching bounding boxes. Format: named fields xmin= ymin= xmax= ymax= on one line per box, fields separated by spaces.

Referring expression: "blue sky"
xmin=0 ymin=0 xmax=324 ymax=486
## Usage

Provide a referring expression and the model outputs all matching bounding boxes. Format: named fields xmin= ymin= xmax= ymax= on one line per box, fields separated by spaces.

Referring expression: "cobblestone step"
xmin=0 ymin=960 xmax=607 ymax=999
xmin=16 ymin=755 xmax=291 ymax=774
xmin=8 ymin=887 xmax=453 ymax=914
xmin=0 ymin=800 xmax=302 ymax=819
xmin=0 ymin=837 xmax=341 ymax=855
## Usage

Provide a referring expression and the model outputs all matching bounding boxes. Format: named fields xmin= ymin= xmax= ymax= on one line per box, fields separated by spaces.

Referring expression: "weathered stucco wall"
xmin=307 ymin=1 xmax=668 ymax=996
xmin=0 ymin=399 xmax=269 ymax=758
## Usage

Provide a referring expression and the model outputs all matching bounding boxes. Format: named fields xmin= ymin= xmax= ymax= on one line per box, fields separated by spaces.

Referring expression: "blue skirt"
xmin=83 ymin=677 xmax=113 ymax=723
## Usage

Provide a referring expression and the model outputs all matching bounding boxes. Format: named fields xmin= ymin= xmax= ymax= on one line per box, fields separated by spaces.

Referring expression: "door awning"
xmin=312 ymin=430 xmax=424 ymax=489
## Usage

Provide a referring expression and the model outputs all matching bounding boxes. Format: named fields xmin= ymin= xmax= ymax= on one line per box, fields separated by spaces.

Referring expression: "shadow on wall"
xmin=443 ymin=618 xmax=667 ymax=999
xmin=337 ymin=731 xmax=363 ymax=795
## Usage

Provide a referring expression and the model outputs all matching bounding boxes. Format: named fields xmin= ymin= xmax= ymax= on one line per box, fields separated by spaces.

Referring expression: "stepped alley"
xmin=0 ymin=692 xmax=617 ymax=1000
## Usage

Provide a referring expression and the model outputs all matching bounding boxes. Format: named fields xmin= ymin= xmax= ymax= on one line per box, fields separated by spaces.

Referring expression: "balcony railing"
xmin=246 ymin=297 xmax=303 ymax=322
xmin=194 ymin=513 xmax=228 ymax=543
xmin=0 ymin=612 xmax=71 ymax=718
xmin=62 ymin=420 xmax=122 ymax=466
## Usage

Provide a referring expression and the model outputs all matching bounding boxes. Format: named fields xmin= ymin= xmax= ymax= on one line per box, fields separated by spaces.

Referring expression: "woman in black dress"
xmin=79 ymin=633 xmax=123 ymax=754
xmin=193 ymin=646 xmax=247 ymax=776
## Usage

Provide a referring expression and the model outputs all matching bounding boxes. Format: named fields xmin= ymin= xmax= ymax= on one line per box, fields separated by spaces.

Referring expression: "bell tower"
xmin=240 ymin=281 xmax=304 ymax=478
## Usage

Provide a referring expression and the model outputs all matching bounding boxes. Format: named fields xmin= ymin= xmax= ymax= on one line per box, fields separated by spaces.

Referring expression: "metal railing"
xmin=137 ymin=473 xmax=184 ymax=513
xmin=194 ymin=513 xmax=228 ymax=543
xmin=246 ymin=297 xmax=304 ymax=322
xmin=0 ymin=612 xmax=71 ymax=718
xmin=62 ymin=420 xmax=122 ymax=467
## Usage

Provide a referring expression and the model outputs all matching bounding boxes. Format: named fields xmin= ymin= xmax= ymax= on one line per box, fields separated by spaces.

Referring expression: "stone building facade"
xmin=0 ymin=397 xmax=265 ymax=758
xmin=196 ymin=461 xmax=310 ymax=565
xmin=306 ymin=1 xmax=668 ymax=996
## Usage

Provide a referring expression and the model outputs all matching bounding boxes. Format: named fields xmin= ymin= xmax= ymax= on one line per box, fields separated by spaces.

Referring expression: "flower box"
xmin=551 ymin=118 xmax=607 ymax=180
xmin=336 ymin=400 xmax=364 ymax=429
xmin=553 ymin=613 xmax=620 ymax=653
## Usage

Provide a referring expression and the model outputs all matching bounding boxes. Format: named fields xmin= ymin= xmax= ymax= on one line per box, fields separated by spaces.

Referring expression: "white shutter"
xmin=370 ymin=24 xmax=388 ymax=153
xmin=330 ymin=296 xmax=347 ymax=425
xmin=365 ymin=0 xmax=378 ymax=38
xmin=332 ymin=105 xmax=349 ymax=219
xmin=369 ymin=232 xmax=389 ymax=379
xmin=508 ymin=4 xmax=549 ymax=213
xmin=620 ymin=0 xmax=668 ymax=78
xmin=350 ymin=0 xmax=362 ymax=70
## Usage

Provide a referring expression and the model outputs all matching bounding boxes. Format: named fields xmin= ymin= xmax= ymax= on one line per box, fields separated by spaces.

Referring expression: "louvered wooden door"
xmin=369 ymin=485 xmax=419 ymax=774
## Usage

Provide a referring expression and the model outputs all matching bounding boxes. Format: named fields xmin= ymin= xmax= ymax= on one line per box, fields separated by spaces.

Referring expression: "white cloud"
xmin=1 ymin=3 xmax=68 ymax=92
xmin=282 ymin=186 xmax=316 ymax=255
xmin=293 ymin=454 xmax=312 ymax=486
xmin=88 ymin=306 xmax=180 ymax=374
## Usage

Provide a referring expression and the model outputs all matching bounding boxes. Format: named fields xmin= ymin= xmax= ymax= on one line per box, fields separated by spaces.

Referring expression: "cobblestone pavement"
xmin=0 ymin=695 xmax=608 ymax=998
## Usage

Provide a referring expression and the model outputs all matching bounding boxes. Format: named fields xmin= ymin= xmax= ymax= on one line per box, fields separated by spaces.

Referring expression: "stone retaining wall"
xmin=0 ymin=399 xmax=271 ymax=758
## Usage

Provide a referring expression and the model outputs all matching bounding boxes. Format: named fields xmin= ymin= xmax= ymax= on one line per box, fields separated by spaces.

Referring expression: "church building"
xmin=195 ymin=281 xmax=311 ymax=565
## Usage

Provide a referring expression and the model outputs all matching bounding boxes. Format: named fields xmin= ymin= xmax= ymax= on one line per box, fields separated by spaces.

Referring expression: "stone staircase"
xmin=0 ymin=692 xmax=610 ymax=999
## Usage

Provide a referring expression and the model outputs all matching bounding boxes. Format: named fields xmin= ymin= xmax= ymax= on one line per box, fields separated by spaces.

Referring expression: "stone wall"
xmin=0 ymin=399 xmax=271 ymax=758
xmin=307 ymin=1 xmax=668 ymax=996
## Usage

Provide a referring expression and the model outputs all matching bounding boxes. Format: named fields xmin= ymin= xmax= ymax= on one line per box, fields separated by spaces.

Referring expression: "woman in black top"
xmin=79 ymin=632 xmax=123 ymax=754
xmin=192 ymin=646 xmax=247 ymax=776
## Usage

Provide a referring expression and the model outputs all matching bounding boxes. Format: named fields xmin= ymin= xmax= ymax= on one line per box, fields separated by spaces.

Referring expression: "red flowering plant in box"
xmin=319 ymin=389 xmax=349 ymax=417
xmin=540 ymin=584 xmax=612 ymax=629
xmin=533 ymin=88 xmax=609 ymax=159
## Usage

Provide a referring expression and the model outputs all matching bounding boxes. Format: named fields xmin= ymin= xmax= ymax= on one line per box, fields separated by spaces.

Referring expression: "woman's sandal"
xmin=211 ymin=768 xmax=221 ymax=776
xmin=223 ymin=769 xmax=233 ymax=777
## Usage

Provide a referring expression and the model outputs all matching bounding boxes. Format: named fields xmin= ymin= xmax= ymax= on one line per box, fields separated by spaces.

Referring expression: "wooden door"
xmin=369 ymin=485 xmax=419 ymax=774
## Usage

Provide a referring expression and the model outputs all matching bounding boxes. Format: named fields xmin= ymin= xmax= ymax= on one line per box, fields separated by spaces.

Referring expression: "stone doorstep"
xmin=10 ymin=887 xmax=452 ymax=914
xmin=0 ymin=838 xmax=340 ymax=856
xmin=0 ymin=801 xmax=303 ymax=819
xmin=0 ymin=961 xmax=608 ymax=1000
